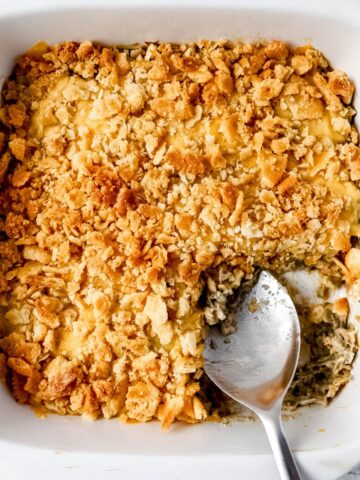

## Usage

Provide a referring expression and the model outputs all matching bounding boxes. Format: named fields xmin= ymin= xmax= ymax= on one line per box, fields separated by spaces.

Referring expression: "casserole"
xmin=0 ymin=0 xmax=359 ymax=479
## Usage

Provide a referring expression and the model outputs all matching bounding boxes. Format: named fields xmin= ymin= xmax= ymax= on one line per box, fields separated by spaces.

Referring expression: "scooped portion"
xmin=0 ymin=40 xmax=359 ymax=427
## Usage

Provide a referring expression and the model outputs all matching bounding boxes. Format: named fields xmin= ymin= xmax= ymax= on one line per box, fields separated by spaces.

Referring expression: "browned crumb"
xmin=248 ymin=298 xmax=259 ymax=313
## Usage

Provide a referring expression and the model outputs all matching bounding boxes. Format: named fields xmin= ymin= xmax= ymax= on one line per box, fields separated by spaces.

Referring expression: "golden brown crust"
xmin=0 ymin=39 xmax=359 ymax=426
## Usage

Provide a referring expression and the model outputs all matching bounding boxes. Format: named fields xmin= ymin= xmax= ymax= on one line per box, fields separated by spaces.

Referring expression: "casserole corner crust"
xmin=0 ymin=40 xmax=359 ymax=427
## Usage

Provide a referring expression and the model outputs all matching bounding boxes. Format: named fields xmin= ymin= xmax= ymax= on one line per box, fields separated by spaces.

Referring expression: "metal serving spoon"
xmin=204 ymin=270 xmax=301 ymax=480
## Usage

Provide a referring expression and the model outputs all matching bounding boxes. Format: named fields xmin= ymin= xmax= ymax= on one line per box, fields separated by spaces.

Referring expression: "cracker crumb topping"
xmin=0 ymin=40 xmax=359 ymax=426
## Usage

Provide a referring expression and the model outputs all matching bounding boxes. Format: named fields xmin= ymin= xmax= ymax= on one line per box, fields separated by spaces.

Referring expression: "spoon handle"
xmin=259 ymin=409 xmax=301 ymax=480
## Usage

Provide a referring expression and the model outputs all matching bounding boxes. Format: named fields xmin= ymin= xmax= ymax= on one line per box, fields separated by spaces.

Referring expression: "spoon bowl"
xmin=205 ymin=270 xmax=301 ymax=480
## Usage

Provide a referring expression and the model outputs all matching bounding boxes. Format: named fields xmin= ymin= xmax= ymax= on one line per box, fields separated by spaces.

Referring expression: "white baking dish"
xmin=0 ymin=1 xmax=359 ymax=479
